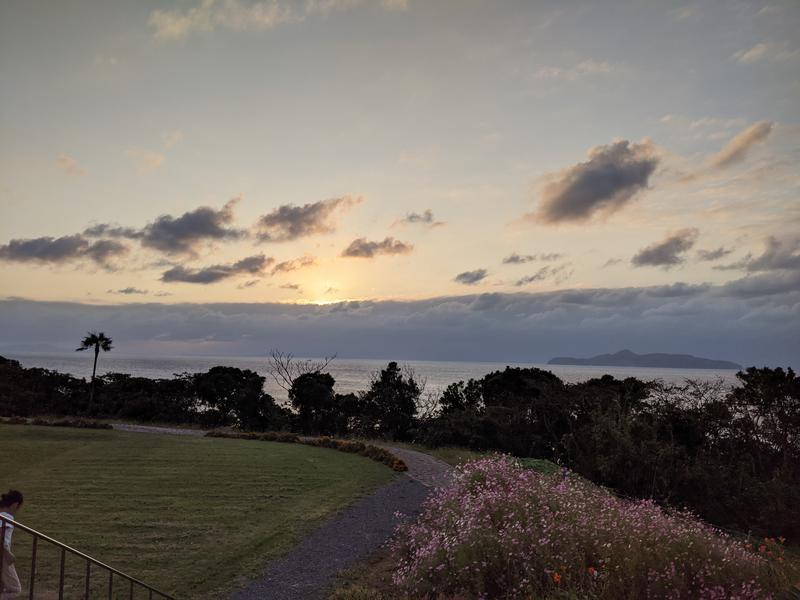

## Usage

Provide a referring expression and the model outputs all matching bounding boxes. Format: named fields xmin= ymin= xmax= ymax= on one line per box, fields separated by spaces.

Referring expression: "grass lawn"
xmin=0 ymin=424 xmax=395 ymax=599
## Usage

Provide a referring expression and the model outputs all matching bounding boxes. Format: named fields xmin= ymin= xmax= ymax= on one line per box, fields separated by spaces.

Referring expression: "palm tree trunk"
xmin=89 ymin=344 xmax=99 ymax=414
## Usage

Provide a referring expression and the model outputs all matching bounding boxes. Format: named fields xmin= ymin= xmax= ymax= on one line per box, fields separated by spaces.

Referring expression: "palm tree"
xmin=76 ymin=331 xmax=113 ymax=413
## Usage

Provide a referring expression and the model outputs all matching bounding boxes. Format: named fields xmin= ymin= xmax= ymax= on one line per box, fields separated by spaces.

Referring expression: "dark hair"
xmin=0 ymin=490 xmax=23 ymax=508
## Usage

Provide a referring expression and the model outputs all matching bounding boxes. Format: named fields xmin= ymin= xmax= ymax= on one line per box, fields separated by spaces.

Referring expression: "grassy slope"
xmin=0 ymin=424 xmax=394 ymax=599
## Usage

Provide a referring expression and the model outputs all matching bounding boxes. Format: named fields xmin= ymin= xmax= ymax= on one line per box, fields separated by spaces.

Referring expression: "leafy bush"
xmin=392 ymin=457 xmax=798 ymax=600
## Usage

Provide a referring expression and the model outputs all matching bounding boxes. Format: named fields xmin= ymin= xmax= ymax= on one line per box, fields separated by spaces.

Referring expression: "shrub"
xmin=392 ymin=457 xmax=798 ymax=600
xmin=204 ymin=431 xmax=408 ymax=471
xmin=5 ymin=417 xmax=113 ymax=430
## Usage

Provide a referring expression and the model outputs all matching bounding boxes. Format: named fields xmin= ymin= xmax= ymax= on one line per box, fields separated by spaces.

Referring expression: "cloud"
xmin=3 ymin=277 xmax=797 ymax=366
xmin=503 ymin=252 xmax=563 ymax=264
xmin=715 ymin=237 xmax=800 ymax=273
xmin=533 ymin=59 xmax=613 ymax=81
xmin=56 ymin=155 xmax=87 ymax=177
xmin=696 ymin=247 xmax=733 ymax=262
xmin=341 ymin=237 xmax=413 ymax=258
xmin=149 ymin=0 xmax=295 ymax=40
xmin=83 ymin=224 xmax=143 ymax=239
xmin=395 ymin=209 xmax=445 ymax=228
xmin=83 ymin=240 xmax=130 ymax=268
xmin=161 ymin=254 xmax=273 ymax=284
xmin=0 ymin=235 xmax=128 ymax=268
xmin=708 ymin=121 xmax=773 ymax=169
xmin=255 ymin=196 xmax=360 ymax=242
xmin=271 ymin=255 xmax=316 ymax=275
xmin=142 ymin=199 xmax=245 ymax=256
xmin=515 ymin=264 xmax=572 ymax=286
xmin=454 ymin=269 xmax=488 ymax=285
xmin=149 ymin=0 xmax=405 ymax=40
xmin=632 ymin=228 xmax=699 ymax=269
xmin=603 ymin=258 xmax=623 ymax=268
xmin=127 ymin=148 xmax=165 ymax=174
xmin=161 ymin=130 xmax=184 ymax=148
xmin=280 ymin=283 xmax=302 ymax=292
xmin=108 ymin=287 xmax=148 ymax=295
xmin=734 ymin=42 xmax=800 ymax=64
xmin=528 ymin=140 xmax=659 ymax=224
xmin=238 ymin=279 xmax=260 ymax=289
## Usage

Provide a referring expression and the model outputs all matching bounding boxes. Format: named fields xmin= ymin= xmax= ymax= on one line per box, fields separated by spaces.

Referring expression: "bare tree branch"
xmin=266 ymin=349 xmax=336 ymax=392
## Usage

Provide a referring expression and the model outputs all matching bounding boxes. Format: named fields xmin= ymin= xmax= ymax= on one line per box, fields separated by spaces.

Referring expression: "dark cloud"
xmin=84 ymin=224 xmax=142 ymax=239
xmin=396 ymin=210 xmax=445 ymax=227
xmin=255 ymin=196 xmax=361 ymax=242
xmin=603 ymin=258 xmax=623 ymax=268
xmin=632 ymin=229 xmax=699 ymax=269
xmin=280 ymin=283 xmax=302 ymax=292
xmin=0 ymin=235 xmax=128 ymax=268
xmin=2 ymin=277 xmax=797 ymax=366
xmin=237 ymin=280 xmax=260 ymax=289
xmin=503 ymin=252 xmax=563 ymax=264
xmin=454 ymin=269 xmax=488 ymax=285
xmin=515 ymin=264 xmax=572 ymax=286
xmin=84 ymin=240 xmax=129 ymax=267
xmin=341 ymin=237 xmax=413 ymax=258
xmin=271 ymin=255 xmax=316 ymax=275
xmin=696 ymin=247 xmax=733 ymax=262
xmin=141 ymin=198 xmax=245 ymax=256
xmin=161 ymin=254 xmax=273 ymax=284
xmin=0 ymin=235 xmax=89 ymax=263
xmin=108 ymin=287 xmax=148 ymax=295
xmin=714 ymin=237 xmax=800 ymax=273
xmin=709 ymin=121 xmax=773 ymax=169
xmin=529 ymin=140 xmax=659 ymax=224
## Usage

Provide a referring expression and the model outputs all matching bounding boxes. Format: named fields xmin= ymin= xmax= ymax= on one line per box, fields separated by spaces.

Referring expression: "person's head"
xmin=0 ymin=490 xmax=23 ymax=515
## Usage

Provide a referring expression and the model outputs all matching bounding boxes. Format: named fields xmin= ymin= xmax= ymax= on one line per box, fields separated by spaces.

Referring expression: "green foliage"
xmin=358 ymin=362 xmax=419 ymax=441
xmin=290 ymin=371 xmax=343 ymax=435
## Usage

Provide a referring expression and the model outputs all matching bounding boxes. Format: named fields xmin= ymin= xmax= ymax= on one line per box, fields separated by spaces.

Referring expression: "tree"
xmin=289 ymin=371 xmax=338 ymax=435
xmin=192 ymin=366 xmax=285 ymax=430
xmin=75 ymin=331 xmax=113 ymax=413
xmin=360 ymin=362 xmax=420 ymax=440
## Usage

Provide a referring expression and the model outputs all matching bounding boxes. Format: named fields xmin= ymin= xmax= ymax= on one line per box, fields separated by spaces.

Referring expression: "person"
xmin=0 ymin=490 xmax=23 ymax=599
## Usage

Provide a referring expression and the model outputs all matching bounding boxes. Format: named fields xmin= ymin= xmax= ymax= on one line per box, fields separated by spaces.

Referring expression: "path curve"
xmin=112 ymin=424 xmax=453 ymax=600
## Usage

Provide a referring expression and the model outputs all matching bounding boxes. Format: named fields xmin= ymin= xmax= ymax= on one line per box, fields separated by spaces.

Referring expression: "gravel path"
xmin=112 ymin=423 xmax=453 ymax=600
xmin=231 ymin=446 xmax=453 ymax=600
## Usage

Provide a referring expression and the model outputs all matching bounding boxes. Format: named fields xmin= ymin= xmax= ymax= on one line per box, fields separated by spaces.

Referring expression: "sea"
xmin=5 ymin=353 xmax=742 ymax=401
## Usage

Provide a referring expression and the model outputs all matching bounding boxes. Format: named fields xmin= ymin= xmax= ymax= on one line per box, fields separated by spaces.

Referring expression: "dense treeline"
xmin=1 ymin=355 xmax=797 ymax=539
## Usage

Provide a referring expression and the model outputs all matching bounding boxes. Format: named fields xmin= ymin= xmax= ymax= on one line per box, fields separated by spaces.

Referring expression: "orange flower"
xmin=552 ymin=572 xmax=562 ymax=584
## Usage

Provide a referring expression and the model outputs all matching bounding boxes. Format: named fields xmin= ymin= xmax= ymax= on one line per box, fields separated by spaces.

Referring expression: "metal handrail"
xmin=1 ymin=514 xmax=174 ymax=599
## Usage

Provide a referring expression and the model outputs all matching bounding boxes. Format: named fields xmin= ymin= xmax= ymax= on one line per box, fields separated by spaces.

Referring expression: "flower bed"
xmin=392 ymin=457 xmax=798 ymax=600
xmin=205 ymin=431 xmax=408 ymax=472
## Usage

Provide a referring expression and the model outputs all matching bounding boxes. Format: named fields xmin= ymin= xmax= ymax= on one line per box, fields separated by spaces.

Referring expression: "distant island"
xmin=548 ymin=349 xmax=742 ymax=370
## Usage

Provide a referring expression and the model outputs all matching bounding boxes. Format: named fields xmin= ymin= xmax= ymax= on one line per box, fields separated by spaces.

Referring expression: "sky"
xmin=0 ymin=0 xmax=798 ymax=365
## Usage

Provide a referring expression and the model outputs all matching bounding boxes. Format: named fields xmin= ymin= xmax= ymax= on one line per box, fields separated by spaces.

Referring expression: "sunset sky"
xmin=1 ymin=0 xmax=798 ymax=364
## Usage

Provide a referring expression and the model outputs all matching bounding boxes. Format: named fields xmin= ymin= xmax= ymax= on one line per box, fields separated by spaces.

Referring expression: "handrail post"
xmin=58 ymin=546 xmax=66 ymax=600
xmin=0 ymin=520 xmax=6 ymax=586
xmin=85 ymin=559 xmax=91 ymax=600
xmin=29 ymin=535 xmax=38 ymax=599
